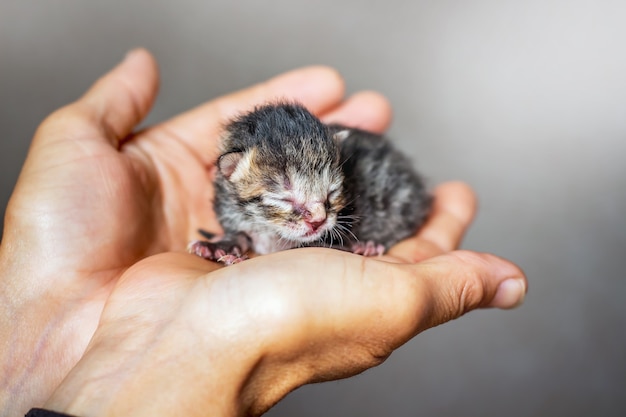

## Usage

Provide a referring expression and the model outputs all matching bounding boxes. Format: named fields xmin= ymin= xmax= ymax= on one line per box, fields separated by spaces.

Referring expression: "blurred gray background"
xmin=2 ymin=0 xmax=625 ymax=415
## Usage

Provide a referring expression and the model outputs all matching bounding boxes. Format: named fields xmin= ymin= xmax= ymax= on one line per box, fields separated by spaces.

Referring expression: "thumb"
xmin=80 ymin=48 xmax=159 ymax=145
xmin=35 ymin=48 xmax=159 ymax=148
xmin=410 ymin=250 xmax=527 ymax=331
xmin=221 ymin=249 xmax=526 ymax=414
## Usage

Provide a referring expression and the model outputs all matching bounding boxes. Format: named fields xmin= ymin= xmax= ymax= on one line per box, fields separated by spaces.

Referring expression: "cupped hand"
xmin=1 ymin=49 xmax=526 ymax=417
xmin=43 ymin=185 xmax=525 ymax=417
xmin=0 ymin=49 xmax=394 ymax=414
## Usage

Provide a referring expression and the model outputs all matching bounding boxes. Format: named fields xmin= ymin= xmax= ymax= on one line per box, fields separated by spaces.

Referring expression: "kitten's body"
xmin=189 ymin=103 xmax=431 ymax=264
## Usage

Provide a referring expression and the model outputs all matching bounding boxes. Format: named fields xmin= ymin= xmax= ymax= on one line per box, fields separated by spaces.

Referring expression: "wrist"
xmin=43 ymin=274 xmax=267 ymax=417
xmin=45 ymin=330 xmax=260 ymax=417
xmin=0 ymin=247 xmax=102 ymax=417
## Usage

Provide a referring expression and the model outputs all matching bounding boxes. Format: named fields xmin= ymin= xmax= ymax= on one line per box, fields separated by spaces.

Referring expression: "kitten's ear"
xmin=218 ymin=152 xmax=243 ymax=179
xmin=333 ymin=129 xmax=351 ymax=142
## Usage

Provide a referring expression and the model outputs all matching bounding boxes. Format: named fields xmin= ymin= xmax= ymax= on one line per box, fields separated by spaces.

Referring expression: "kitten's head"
xmin=217 ymin=103 xmax=347 ymax=244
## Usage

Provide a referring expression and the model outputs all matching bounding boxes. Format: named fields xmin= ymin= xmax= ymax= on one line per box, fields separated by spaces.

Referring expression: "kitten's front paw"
xmin=351 ymin=241 xmax=385 ymax=257
xmin=187 ymin=240 xmax=248 ymax=265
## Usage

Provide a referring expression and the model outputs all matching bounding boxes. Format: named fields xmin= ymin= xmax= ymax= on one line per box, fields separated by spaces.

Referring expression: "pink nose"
xmin=304 ymin=202 xmax=327 ymax=232
xmin=306 ymin=218 xmax=326 ymax=232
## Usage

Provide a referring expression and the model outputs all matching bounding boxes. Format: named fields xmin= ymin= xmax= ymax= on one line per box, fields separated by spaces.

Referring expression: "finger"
xmin=83 ymin=48 xmax=160 ymax=145
xmin=155 ymin=66 xmax=346 ymax=164
xmin=410 ymin=251 xmax=527 ymax=331
xmin=360 ymin=250 xmax=526 ymax=352
xmin=39 ymin=48 xmax=159 ymax=148
xmin=311 ymin=250 xmax=526 ymax=354
xmin=388 ymin=181 xmax=477 ymax=262
xmin=319 ymin=91 xmax=392 ymax=134
xmin=232 ymin=247 xmax=525 ymax=412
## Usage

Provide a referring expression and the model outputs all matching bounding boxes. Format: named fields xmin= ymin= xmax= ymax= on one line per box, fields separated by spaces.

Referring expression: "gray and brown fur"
xmin=188 ymin=103 xmax=432 ymax=264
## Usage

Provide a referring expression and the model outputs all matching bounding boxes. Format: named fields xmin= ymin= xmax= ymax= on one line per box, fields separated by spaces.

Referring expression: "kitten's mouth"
xmin=280 ymin=218 xmax=335 ymax=243
xmin=299 ymin=223 xmax=333 ymax=242
xmin=292 ymin=231 xmax=322 ymax=243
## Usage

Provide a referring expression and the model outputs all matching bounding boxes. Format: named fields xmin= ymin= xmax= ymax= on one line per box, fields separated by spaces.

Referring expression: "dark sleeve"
xmin=25 ymin=409 xmax=77 ymax=417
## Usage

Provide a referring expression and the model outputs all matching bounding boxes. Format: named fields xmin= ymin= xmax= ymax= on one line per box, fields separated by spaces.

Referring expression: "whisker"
xmin=322 ymin=231 xmax=331 ymax=249
xmin=335 ymin=223 xmax=358 ymax=243
xmin=331 ymin=228 xmax=344 ymax=249
xmin=327 ymin=230 xmax=335 ymax=249
xmin=337 ymin=214 xmax=361 ymax=220
xmin=337 ymin=150 xmax=356 ymax=170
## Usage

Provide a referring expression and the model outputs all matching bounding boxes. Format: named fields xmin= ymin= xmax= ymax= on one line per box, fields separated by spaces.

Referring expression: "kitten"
xmin=188 ymin=103 xmax=432 ymax=264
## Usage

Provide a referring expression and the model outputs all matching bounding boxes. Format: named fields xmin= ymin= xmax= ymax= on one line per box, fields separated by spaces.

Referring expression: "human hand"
xmin=0 ymin=49 xmax=397 ymax=415
xmin=42 ymin=184 xmax=526 ymax=417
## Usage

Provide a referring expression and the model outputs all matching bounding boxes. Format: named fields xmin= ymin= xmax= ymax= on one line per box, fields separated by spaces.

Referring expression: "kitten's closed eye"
xmin=262 ymin=195 xmax=294 ymax=211
xmin=327 ymin=188 xmax=341 ymax=200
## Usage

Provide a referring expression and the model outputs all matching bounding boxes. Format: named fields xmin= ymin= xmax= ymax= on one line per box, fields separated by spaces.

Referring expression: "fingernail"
xmin=490 ymin=278 xmax=526 ymax=309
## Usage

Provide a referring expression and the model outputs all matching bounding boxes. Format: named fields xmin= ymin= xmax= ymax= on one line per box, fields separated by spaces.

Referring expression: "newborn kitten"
xmin=188 ymin=103 xmax=432 ymax=264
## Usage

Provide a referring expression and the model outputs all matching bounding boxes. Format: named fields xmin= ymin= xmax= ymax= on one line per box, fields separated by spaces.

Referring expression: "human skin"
xmin=0 ymin=49 xmax=526 ymax=417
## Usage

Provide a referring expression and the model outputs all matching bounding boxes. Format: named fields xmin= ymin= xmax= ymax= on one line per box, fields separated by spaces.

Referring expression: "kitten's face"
xmin=219 ymin=147 xmax=346 ymax=244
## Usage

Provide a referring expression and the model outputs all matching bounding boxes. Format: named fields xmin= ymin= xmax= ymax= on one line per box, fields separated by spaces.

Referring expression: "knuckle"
xmin=39 ymin=105 xmax=84 ymax=129
xmin=455 ymin=272 xmax=485 ymax=315
xmin=448 ymin=250 xmax=491 ymax=315
xmin=115 ymin=74 xmax=145 ymax=125
xmin=36 ymin=104 xmax=95 ymax=140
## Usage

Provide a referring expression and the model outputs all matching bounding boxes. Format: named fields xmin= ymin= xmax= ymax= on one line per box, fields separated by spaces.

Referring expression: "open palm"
xmin=0 ymin=49 xmax=398 ymax=410
xmin=2 ymin=50 xmax=525 ymax=416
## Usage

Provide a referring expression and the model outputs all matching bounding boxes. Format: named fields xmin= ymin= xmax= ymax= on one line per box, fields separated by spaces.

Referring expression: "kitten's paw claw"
xmin=187 ymin=240 xmax=215 ymax=259
xmin=352 ymin=241 xmax=385 ymax=257
xmin=187 ymin=240 xmax=247 ymax=265
xmin=217 ymin=254 xmax=247 ymax=265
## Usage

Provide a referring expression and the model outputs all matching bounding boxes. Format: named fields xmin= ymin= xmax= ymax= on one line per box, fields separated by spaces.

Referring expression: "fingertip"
xmin=123 ymin=47 xmax=156 ymax=65
xmin=121 ymin=48 xmax=160 ymax=86
xmin=288 ymin=65 xmax=344 ymax=87
xmin=413 ymin=250 xmax=527 ymax=325
xmin=95 ymin=47 xmax=160 ymax=102
xmin=79 ymin=47 xmax=160 ymax=143
xmin=321 ymin=90 xmax=393 ymax=133
xmin=489 ymin=278 xmax=527 ymax=309
xmin=155 ymin=65 xmax=346 ymax=164
xmin=432 ymin=181 xmax=477 ymax=225
xmin=266 ymin=65 xmax=346 ymax=113
xmin=416 ymin=181 xmax=477 ymax=250
xmin=388 ymin=182 xmax=478 ymax=261
xmin=449 ymin=250 xmax=527 ymax=310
